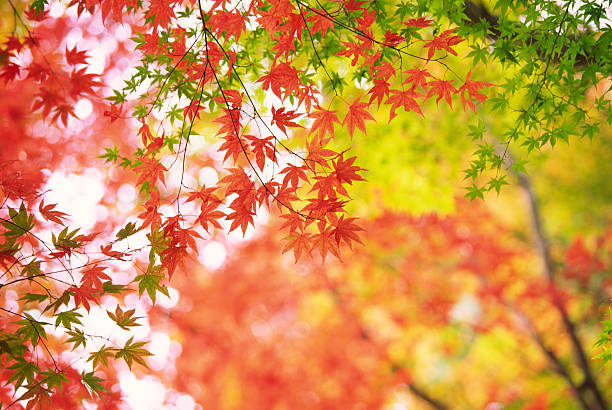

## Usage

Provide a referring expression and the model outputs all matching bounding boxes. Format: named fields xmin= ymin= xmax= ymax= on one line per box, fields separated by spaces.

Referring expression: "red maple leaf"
xmin=306 ymin=135 xmax=337 ymax=167
xmin=282 ymin=231 xmax=312 ymax=262
xmin=384 ymin=30 xmax=405 ymax=47
xmin=81 ymin=265 xmax=112 ymax=291
xmin=100 ymin=244 xmax=127 ymax=260
xmin=307 ymin=9 xmax=335 ymax=37
xmin=198 ymin=203 xmax=225 ymax=234
xmin=280 ymin=164 xmax=308 ymax=188
xmin=404 ymin=17 xmax=433 ymax=28
xmin=385 ymin=88 xmax=423 ymax=120
xmin=342 ymin=97 xmax=375 ymax=138
xmin=331 ymin=215 xmax=363 ymax=249
xmin=368 ymin=80 xmax=390 ymax=107
xmin=458 ymin=70 xmax=494 ymax=112
xmin=426 ymin=79 xmax=457 ymax=108
xmin=104 ymin=104 xmax=123 ymax=122
xmin=424 ymin=28 xmax=464 ymax=60
xmin=145 ymin=0 xmax=176 ymax=28
xmin=208 ymin=11 xmax=249 ymax=41
xmin=226 ymin=199 xmax=256 ymax=235
xmin=271 ymin=106 xmax=303 ymax=135
xmin=312 ymin=225 xmax=341 ymax=261
xmin=332 ymin=154 xmax=366 ymax=187
xmin=68 ymin=282 xmax=100 ymax=312
xmin=65 ymin=46 xmax=89 ymax=65
xmin=134 ymin=158 xmax=168 ymax=187
xmin=245 ymin=135 xmax=276 ymax=170
xmin=403 ymin=67 xmax=433 ymax=90
xmin=309 ymin=106 xmax=340 ymax=139
xmin=257 ymin=62 xmax=303 ymax=100
xmin=39 ymin=200 xmax=68 ymax=225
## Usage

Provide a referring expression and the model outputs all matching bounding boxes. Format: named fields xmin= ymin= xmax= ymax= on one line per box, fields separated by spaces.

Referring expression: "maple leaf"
xmin=404 ymin=17 xmax=434 ymax=27
xmin=115 ymin=337 xmax=152 ymax=369
xmin=38 ymin=200 xmax=68 ymax=225
xmin=65 ymin=46 xmax=89 ymax=65
xmin=225 ymin=199 xmax=256 ymax=235
xmin=331 ymin=154 xmax=366 ymax=187
xmin=307 ymin=9 xmax=335 ymax=37
xmin=342 ymin=97 xmax=375 ymax=138
xmin=186 ymin=185 xmax=222 ymax=205
xmin=426 ymin=79 xmax=457 ymax=108
xmin=312 ymin=225 xmax=341 ymax=261
xmin=198 ymin=203 xmax=225 ymax=233
xmin=183 ymin=97 xmax=205 ymax=121
xmin=272 ymin=35 xmax=297 ymax=61
xmin=280 ymin=211 xmax=304 ymax=234
xmin=305 ymin=134 xmax=337 ymax=167
xmin=145 ymin=0 xmax=175 ymax=28
xmin=363 ymin=51 xmax=382 ymax=79
xmin=331 ymin=215 xmax=363 ymax=249
xmin=87 ymin=346 xmax=116 ymax=369
xmin=219 ymin=133 xmax=248 ymax=164
xmin=1 ymin=63 xmax=21 ymax=83
xmin=384 ymin=30 xmax=405 ymax=47
xmin=271 ymin=106 xmax=303 ymax=135
xmin=245 ymin=135 xmax=276 ymax=170
xmin=220 ymin=168 xmax=256 ymax=197
xmin=69 ymin=67 xmax=102 ymax=98
xmin=403 ymin=67 xmax=433 ymax=90
xmin=257 ymin=62 xmax=303 ymax=101
xmin=107 ymin=305 xmax=142 ymax=330
xmin=81 ymin=265 xmax=112 ymax=291
xmin=134 ymin=158 xmax=168 ymax=188
xmin=280 ymin=164 xmax=308 ymax=188
xmin=424 ymin=28 xmax=465 ymax=60
xmin=343 ymin=0 xmax=366 ymax=13
xmin=100 ymin=244 xmax=127 ymax=260
xmin=373 ymin=61 xmax=396 ymax=82
xmin=208 ymin=11 xmax=249 ymax=41
xmin=103 ymin=104 xmax=123 ymax=122
xmin=336 ymin=41 xmax=366 ymax=66
xmin=309 ymin=106 xmax=340 ymax=139
xmin=282 ymin=231 xmax=312 ymax=262
xmin=68 ymin=282 xmax=100 ymax=312
xmin=458 ymin=70 xmax=495 ymax=113
xmin=51 ymin=104 xmax=78 ymax=127
xmin=385 ymin=88 xmax=423 ymax=120
xmin=368 ymin=80 xmax=390 ymax=108
xmin=160 ymin=243 xmax=189 ymax=278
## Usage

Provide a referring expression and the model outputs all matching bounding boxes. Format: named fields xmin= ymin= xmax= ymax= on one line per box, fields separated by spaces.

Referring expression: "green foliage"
xmin=81 ymin=371 xmax=109 ymax=398
xmin=114 ymin=337 xmax=152 ymax=369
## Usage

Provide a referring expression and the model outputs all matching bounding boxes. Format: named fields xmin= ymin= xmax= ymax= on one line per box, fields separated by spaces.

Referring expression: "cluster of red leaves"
xmin=69 ymin=0 xmax=494 ymax=271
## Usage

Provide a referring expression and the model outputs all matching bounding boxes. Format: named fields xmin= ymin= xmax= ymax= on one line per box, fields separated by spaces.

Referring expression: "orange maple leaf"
xmin=342 ymin=97 xmax=375 ymax=138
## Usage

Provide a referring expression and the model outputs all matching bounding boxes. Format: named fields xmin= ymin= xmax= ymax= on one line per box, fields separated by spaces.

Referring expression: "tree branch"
xmin=508 ymin=156 xmax=608 ymax=410
xmin=408 ymin=383 xmax=448 ymax=410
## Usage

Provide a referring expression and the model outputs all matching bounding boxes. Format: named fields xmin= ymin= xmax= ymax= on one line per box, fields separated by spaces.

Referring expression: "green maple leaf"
xmin=87 ymin=345 xmax=117 ymax=369
xmin=7 ymin=359 xmax=40 ymax=389
xmin=2 ymin=204 xmax=35 ymax=240
xmin=41 ymin=369 xmax=68 ymax=392
xmin=115 ymin=337 xmax=152 ymax=369
xmin=66 ymin=329 xmax=87 ymax=350
xmin=16 ymin=313 xmax=47 ymax=346
xmin=81 ymin=371 xmax=109 ymax=398
xmin=55 ymin=309 xmax=83 ymax=330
